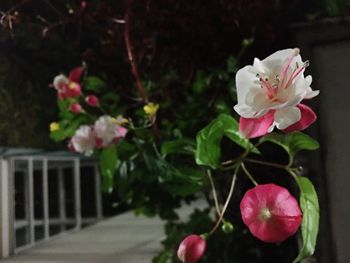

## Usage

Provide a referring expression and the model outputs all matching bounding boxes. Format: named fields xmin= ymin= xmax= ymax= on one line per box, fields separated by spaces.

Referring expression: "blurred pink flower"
xmin=240 ymin=183 xmax=302 ymax=243
xmin=69 ymin=103 xmax=83 ymax=113
xmin=85 ymin=95 xmax=100 ymax=107
xmin=53 ymin=67 xmax=84 ymax=100
xmin=70 ymin=125 xmax=95 ymax=156
xmin=94 ymin=115 xmax=128 ymax=147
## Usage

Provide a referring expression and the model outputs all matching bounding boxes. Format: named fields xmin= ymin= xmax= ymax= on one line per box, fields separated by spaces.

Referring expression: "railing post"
xmin=94 ymin=164 xmax=103 ymax=220
xmin=42 ymin=159 xmax=49 ymax=240
xmin=0 ymin=158 xmax=14 ymax=258
xmin=73 ymin=158 xmax=81 ymax=230
xmin=58 ymin=167 xmax=66 ymax=232
xmin=27 ymin=158 xmax=35 ymax=245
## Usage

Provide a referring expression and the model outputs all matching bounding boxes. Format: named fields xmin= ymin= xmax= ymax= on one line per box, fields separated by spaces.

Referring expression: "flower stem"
xmin=244 ymin=158 xmax=287 ymax=169
xmin=206 ymin=170 xmax=221 ymax=217
xmin=208 ymin=165 xmax=239 ymax=236
xmin=241 ymin=162 xmax=258 ymax=186
xmin=123 ymin=0 xmax=148 ymax=103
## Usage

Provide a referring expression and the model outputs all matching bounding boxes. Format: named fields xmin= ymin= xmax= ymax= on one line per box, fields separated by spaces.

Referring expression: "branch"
xmin=123 ymin=0 xmax=148 ymax=102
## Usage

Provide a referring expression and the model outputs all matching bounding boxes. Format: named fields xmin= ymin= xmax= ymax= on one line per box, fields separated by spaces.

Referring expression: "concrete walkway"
xmin=3 ymin=201 xmax=206 ymax=263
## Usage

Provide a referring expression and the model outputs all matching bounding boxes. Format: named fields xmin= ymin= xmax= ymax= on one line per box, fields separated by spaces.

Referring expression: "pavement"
xmin=2 ymin=200 xmax=206 ymax=263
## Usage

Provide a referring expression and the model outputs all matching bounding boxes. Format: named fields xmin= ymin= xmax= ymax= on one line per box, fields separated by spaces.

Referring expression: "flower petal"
xmin=53 ymin=74 xmax=69 ymax=90
xmin=304 ymin=76 xmax=320 ymax=99
xmin=274 ymin=106 xmax=301 ymax=130
xmin=234 ymin=65 xmax=260 ymax=111
xmin=239 ymin=110 xmax=275 ymax=138
xmin=261 ymin=48 xmax=302 ymax=76
xmin=69 ymin=67 xmax=84 ymax=82
xmin=283 ymin=104 xmax=317 ymax=133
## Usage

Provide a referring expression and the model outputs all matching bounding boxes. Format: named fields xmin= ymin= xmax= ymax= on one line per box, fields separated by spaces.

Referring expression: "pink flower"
xmin=85 ymin=95 xmax=100 ymax=107
xmin=240 ymin=184 xmax=302 ymax=243
xmin=177 ymin=235 xmax=206 ymax=263
xmin=70 ymin=125 xmax=96 ymax=156
xmin=69 ymin=103 xmax=83 ymax=113
xmin=234 ymin=48 xmax=319 ymax=138
xmin=94 ymin=115 xmax=128 ymax=147
xmin=53 ymin=67 xmax=84 ymax=100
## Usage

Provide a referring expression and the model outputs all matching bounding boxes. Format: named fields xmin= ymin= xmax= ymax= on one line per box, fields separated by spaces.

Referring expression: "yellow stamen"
xmin=68 ymin=82 xmax=79 ymax=90
xmin=115 ymin=115 xmax=129 ymax=125
xmin=260 ymin=208 xmax=272 ymax=221
xmin=50 ymin=122 xmax=60 ymax=132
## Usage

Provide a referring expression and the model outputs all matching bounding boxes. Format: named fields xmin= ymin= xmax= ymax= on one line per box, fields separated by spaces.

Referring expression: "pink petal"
xmin=240 ymin=184 xmax=302 ymax=243
xmin=239 ymin=110 xmax=274 ymax=139
xmin=116 ymin=126 xmax=128 ymax=138
xmin=69 ymin=67 xmax=84 ymax=82
xmin=283 ymin=104 xmax=316 ymax=133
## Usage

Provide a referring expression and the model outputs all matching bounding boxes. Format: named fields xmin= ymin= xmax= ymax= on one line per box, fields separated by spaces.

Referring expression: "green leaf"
xmin=115 ymin=161 xmax=132 ymax=200
xmin=50 ymin=116 xmax=89 ymax=142
xmin=163 ymin=167 xmax=204 ymax=196
xmin=57 ymin=99 xmax=75 ymax=120
xmin=100 ymin=146 xmax=119 ymax=193
xmin=227 ymin=56 xmax=238 ymax=73
xmin=192 ymin=70 xmax=210 ymax=94
xmin=84 ymin=76 xmax=105 ymax=91
xmin=293 ymin=176 xmax=320 ymax=263
xmin=50 ymin=127 xmax=66 ymax=142
xmin=161 ymin=138 xmax=195 ymax=157
xmin=260 ymin=132 xmax=319 ymax=161
xmin=195 ymin=113 xmax=259 ymax=168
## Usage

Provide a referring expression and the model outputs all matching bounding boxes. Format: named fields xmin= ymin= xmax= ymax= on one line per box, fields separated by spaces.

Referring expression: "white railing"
xmin=0 ymin=153 xmax=103 ymax=258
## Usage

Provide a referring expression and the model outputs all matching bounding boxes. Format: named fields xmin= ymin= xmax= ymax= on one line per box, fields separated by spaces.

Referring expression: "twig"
xmin=244 ymin=158 xmax=287 ymax=169
xmin=123 ymin=0 xmax=148 ymax=102
xmin=241 ymin=162 xmax=258 ymax=186
xmin=206 ymin=170 xmax=221 ymax=216
xmin=41 ymin=0 xmax=63 ymax=17
xmin=208 ymin=165 xmax=239 ymax=236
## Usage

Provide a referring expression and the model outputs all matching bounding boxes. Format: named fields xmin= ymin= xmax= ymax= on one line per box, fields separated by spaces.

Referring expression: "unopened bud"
xmin=69 ymin=103 xmax=83 ymax=114
xmin=177 ymin=234 xmax=206 ymax=263
xmin=85 ymin=95 xmax=100 ymax=107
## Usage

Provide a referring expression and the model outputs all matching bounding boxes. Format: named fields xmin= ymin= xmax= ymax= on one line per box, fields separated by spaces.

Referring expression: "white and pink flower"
xmin=53 ymin=67 xmax=84 ymax=100
xmin=234 ymin=48 xmax=319 ymax=138
xmin=94 ymin=115 xmax=128 ymax=147
xmin=70 ymin=125 xmax=96 ymax=156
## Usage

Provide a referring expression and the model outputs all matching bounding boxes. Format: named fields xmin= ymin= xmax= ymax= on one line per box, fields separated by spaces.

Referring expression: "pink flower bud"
xmin=240 ymin=184 xmax=302 ymax=243
xmin=69 ymin=103 xmax=83 ymax=114
xmin=177 ymin=235 xmax=206 ymax=263
xmin=85 ymin=95 xmax=100 ymax=107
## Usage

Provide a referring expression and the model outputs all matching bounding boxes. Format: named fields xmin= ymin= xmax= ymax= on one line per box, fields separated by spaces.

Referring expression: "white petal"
xmin=304 ymin=89 xmax=320 ymax=99
xmin=274 ymin=107 xmax=301 ymax=130
xmin=233 ymin=104 xmax=255 ymax=118
xmin=246 ymin=88 xmax=272 ymax=113
xmin=304 ymin=75 xmax=320 ymax=99
xmin=253 ymin=58 xmax=266 ymax=73
xmin=305 ymin=75 xmax=312 ymax=86
xmin=235 ymin=65 xmax=260 ymax=105
xmin=72 ymin=125 xmax=95 ymax=155
xmin=53 ymin=74 xmax=69 ymax=90
xmin=262 ymin=48 xmax=294 ymax=63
